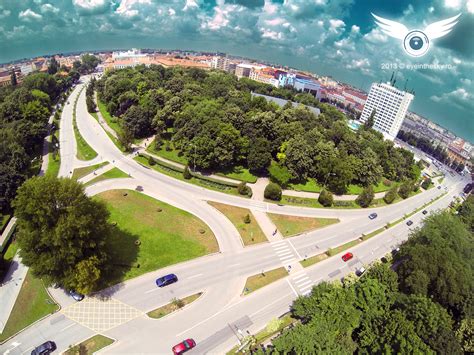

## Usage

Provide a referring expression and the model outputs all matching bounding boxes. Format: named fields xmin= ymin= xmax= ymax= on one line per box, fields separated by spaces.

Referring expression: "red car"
xmin=342 ymin=252 xmax=353 ymax=262
xmin=172 ymin=339 xmax=196 ymax=355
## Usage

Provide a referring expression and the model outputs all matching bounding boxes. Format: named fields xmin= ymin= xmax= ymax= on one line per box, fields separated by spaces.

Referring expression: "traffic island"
xmin=242 ymin=267 xmax=288 ymax=295
xmin=267 ymin=213 xmax=339 ymax=237
xmin=147 ymin=292 xmax=203 ymax=319
xmin=64 ymin=335 xmax=115 ymax=355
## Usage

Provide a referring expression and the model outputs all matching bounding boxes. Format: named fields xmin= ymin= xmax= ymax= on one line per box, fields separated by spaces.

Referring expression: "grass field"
xmin=300 ymin=253 xmax=328 ymax=268
xmin=85 ymin=167 xmax=129 ymax=186
xmin=73 ymin=89 xmax=97 ymax=161
xmin=327 ymin=239 xmax=362 ymax=257
xmin=72 ymin=162 xmax=109 ymax=180
xmin=96 ymin=190 xmax=218 ymax=286
xmin=64 ymin=335 xmax=115 ymax=355
xmin=0 ymin=271 xmax=59 ymax=342
xmin=243 ymin=267 xmax=288 ymax=295
xmin=208 ymin=201 xmax=267 ymax=245
xmin=268 ymin=214 xmax=339 ymax=237
xmin=46 ymin=128 xmax=61 ymax=177
xmin=0 ymin=214 xmax=11 ymax=233
xmin=215 ymin=167 xmax=258 ymax=183
xmin=288 ymin=179 xmax=394 ymax=195
xmin=147 ymin=293 xmax=202 ymax=319
xmin=97 ymin=99 xmax=124 ymax=137
xmin=147 ymin=139 xmax=188 ymax=165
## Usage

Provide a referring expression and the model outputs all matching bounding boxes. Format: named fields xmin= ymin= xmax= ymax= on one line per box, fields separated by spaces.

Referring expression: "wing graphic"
xmin=424 ymin=13 xmax=461 ymax=39
xmin=372 ymin=13 xmax=409 ymax=39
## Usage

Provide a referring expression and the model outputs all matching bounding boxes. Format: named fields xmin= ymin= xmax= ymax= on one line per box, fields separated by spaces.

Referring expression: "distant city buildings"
xmin=361 ymin=82 xmax=414 ymax=140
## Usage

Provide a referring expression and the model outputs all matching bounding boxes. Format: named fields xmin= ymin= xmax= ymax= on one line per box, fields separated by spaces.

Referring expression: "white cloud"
xmin=263 ymin=0 xmax=277 ymax=15
xmin=115 ymin=0 xmax=151 ymax=17
xmin=168 ymin=8 xmax=176 ymax=16
xmin=0 ymin=8 xmax=11 ymax=19
xmin=364 ymin=28 xmax=388 ymax=43
xmin=19 ymin=9 xmax=43 ymax=21
xmin=265 ymin=18 xmax=285 ymax=26
xmin=403 ymin=4 xmax=414 ymax=16
xmin=328 ymin=19 xmax=345 ymax=33
xmin=41 ymin=4 xmax=60 ymax=14
xmin=351 ymin=25 xmax=360 ymax=34
xmin=444 ymin=0 xmax=462 ymax=9
xmin=261 ymin=28 xmax=283 ymax=40
xmin=467 ymin=0 xmax=474 ymax=13
xmin=428 ymin=6 xmax=435 ymax=13
xmin=73 ymin=0 xmax=109 ymax=15
xmin=431 ymin=88 xmax=474 ymax=109
xmin=183 ymin=0 xmax=198 ymax=11
xmin=204 ymin=4 xmax=233 ymax=30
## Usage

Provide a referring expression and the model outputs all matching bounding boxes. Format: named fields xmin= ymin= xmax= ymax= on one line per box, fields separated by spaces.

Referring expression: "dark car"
xmin=422 ymin=210 xmax=428 ymax=215
xmin=437 ymin=185 xmax=442 ymax=189
xmin=172 ymin=339 xmax=196 ymax=354
xmin=342 ymin=252 xmax=353 ymax=262
xmin=31 ymin=341 xmax=56 ymax=355
xmin=69 ymin=290 xmax=84 ymax=301
xmin=368 ymin=213 xmax=378 ymax=220
xmin=156 ymin=273 xmax=178 ymax=287
xmin=406 ymin=220 xmax=413 ymax=226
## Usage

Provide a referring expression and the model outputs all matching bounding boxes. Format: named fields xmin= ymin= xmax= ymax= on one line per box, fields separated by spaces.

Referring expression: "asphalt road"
xmin=0 ymin=76 xmax=468 ymax=355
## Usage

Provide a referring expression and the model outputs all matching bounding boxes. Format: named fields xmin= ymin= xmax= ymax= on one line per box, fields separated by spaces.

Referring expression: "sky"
xmin=0 ymin=0 xmax=473 ymax=142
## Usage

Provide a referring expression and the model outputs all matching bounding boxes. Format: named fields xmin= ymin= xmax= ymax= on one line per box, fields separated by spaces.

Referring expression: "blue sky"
xmin=0 ymin=0 xmax=473 ymax=141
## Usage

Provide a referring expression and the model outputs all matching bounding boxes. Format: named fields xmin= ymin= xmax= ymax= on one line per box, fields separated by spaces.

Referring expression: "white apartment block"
xmin=210 ymin=56 xmax=230 ymax=71
xmin=360 ymin=82 xmax=414 ymax=140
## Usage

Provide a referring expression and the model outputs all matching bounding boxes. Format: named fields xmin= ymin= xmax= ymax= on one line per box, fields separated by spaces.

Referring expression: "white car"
xmin=356 ymin=267 xmax=366 ymax=277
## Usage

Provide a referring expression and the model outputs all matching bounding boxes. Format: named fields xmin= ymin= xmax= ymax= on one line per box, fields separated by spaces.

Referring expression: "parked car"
xmin=172 ymin=339 xmax=196 ymax=355
xmin=356 ymin=267 xmax=366 ymax=276
xmin=437 ymin=185 xmax=442 ymax=189
xmin=31 ymin=341 xmax=56 ymax=355
xmin=422 ymin=210 xmax=428 ymax=215
xmin=69 ymin=290 xmax=84 ymax=301
xmin=342 ymin=252 xmax=353 ymax=262
xmin=406 ymin=220 xmax=413 ymax=226
xmin=368 ymin=213 xmax=378 ymax=220
xmin=156 ymin=273 xmax=178 ymax=287
xmin=391 ymin=247 xmax=400 ymax=256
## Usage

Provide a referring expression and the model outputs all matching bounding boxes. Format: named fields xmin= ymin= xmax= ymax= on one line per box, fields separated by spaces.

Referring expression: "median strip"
xmin=147 ymin=293 xmax=202 ymax=319
xmin=242 ymin=267 xmax=288 ymax=295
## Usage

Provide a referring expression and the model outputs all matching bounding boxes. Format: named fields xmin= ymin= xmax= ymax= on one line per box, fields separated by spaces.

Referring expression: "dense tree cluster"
xmin=72 ymin=54 xmax=101 ymax=75
xmin=97 ymin=66 xmax=419 ymax=194
xmin=0 ymin=71 xmax=78 ymax=213
xmin=12 ymin=176 xmax=111 ymax=294
xmin=267 ymin=208 xmax=473 ymax=354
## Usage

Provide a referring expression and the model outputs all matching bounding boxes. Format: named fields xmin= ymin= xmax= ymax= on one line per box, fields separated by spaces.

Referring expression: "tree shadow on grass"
xmin=93 ymin=225 xmax=140 ymax=300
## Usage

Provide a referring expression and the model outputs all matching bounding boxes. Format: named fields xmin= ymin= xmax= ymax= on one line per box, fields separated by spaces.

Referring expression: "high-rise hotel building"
xmin=360 ymin=82 xmax=414 ymax=140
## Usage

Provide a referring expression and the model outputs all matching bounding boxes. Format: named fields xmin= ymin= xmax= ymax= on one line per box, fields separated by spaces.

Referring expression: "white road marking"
xmin=273 ymin=244 xmax=289 ymax=251
xmin=60 ymin=323 xmax=75 ymax=332
xmin=286 ymin=279 xmax=299 ymax=297
xmin=299 ymin=284 xmax=313 ymax=292
xmin=144 ymin=288 xmax=159 ymax=294
xmin=292 ymin=273 xmax=308 ymax=281
xmin=228 ymin=263 xmax=241 ymax=267
xmin=279 ymin=255 xmax=295 ymax=262
xmin=295 ymin=279 xmax=312 ymax=287
xmin=275 ymin=250 xmax=292 ymax=257
xmin=186 ymin=273 xmax=203 ymax=279
xmin=271 ymin=241 xmax=286 ymax=247
xmin=287 ymin=240 xmax=303 ymax=260
xmin=302 ymin=289 xmax=312 ymax=296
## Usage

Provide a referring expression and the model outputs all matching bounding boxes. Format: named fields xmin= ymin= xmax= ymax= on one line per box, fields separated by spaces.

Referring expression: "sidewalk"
xmin=283 ymin=189 xmax=387 ymax=201
xmin=94 ymin=93 xmax=118 ymax=139
xmin=0 ymin=253 xmax=28 ymax=334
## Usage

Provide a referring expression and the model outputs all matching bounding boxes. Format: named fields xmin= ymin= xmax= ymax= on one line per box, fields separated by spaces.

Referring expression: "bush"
xmin=165 ymin=142 xmax=172 ymax=152
xmin=183 ymin=165 xmax=192 ymax=180
xmin=264 ymin=183 xmax=282 ymax=201
xmin=268 ymin=162 xmax=292 ymax=188
xmin=398 ymin=180 xmax=413 ymax=199
xmin=356 ymin=186 xmax=375 ymax=208
xmin=383 ymin=186 xmax=398 ymax=204
xmin=148 ymin=156 xmax=156 ymax=166
xmin=237 ymin=182 xmax=251 ymax=196
xmin=318 ymin=189 xmax=334 ymax=207
xmin=243 ymin=214 xmax=251 ymax=224
xmin=382 ymin=179 xmax=392 ymax=187
xmin=421 ymin=178 xmax=432 ymax=190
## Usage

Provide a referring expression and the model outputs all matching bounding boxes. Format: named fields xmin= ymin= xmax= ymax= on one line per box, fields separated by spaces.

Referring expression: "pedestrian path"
xmin=290 ymin=272 xmax=313 ymax=296
xmin=78 ymin=163 xmax=115 ymax=184
xmin=251 ymin=210 xmax=282 ymax=242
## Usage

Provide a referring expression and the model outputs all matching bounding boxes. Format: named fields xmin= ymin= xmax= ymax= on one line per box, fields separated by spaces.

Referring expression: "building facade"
xmin=361 ymin=82 xmax=414 ymax=140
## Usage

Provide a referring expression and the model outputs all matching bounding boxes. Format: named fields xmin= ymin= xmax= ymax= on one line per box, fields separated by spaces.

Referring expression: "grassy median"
xmin=242 ymin=267 xmax=288 ymax=295
xmin=72 ymin=162 xmax=109 ymax=180
xmin=85 ymin=167 xmax=128 ymax=186
xmin=147 ymin=293 xmax=202 ymax=319
xmin=268 ymin=213 xmax=339 ymax=237
xmin=64 ymin=335 xmax=114 ymax=355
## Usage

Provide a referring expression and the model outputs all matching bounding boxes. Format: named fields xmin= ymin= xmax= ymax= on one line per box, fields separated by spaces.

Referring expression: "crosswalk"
xmin=271 ymin=240 xmax=297 ymax=265
xmin=291 ymin=273 xmax=313 ymax=296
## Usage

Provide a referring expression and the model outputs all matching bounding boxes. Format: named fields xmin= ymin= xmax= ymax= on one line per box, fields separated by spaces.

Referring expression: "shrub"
xmin=383 ymin=179 xmax=392 ymax=187
xmin=383 ymin=186 xmax=398 ymax=204
xmin=183 ymin=165 xmax=192 ymax=180
xmin=148 ymin=156 xmax=156 ymax=166
xmin=333 ymin=200 xmax=354 ymax=207
xmin=165 ymin=142 xmax=172 ymax=151
xmin=243 ymin=214 xmax=251 ymax=224
xmin=398 ymin=180 xmax=413 ymax=199
xmin=264 ymin=183 xmax=282 ymax=201
xmin=356 ymin=186 xmax=375 ymax=208
xmin=268 ymin=162 xmax=292 ymax=188
xmin=318 ymin=189 xmax=334 ymax=207
xmin=421 ymin=178 xmax=432 ymax=190
xmin=238 ymin=182 xmax=250 ymax=196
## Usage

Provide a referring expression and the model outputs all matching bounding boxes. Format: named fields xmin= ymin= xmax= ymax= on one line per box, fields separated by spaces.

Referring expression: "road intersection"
xmin=0 ymin=76 xmax=468 ymax=355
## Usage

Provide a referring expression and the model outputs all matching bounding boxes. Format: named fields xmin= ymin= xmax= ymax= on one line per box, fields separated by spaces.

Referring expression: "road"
xmin=0 ymin=76 xmax=468 ymax=355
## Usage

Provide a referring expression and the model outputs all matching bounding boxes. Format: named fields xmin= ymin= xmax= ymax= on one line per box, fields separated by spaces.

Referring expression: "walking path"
xmin=94 ymin=93 xmax=118 ymax=139
xmin=283 ymin=188 xmax=387 ymax=201
xmin=78 ymin=164 xmax=115 ymax=184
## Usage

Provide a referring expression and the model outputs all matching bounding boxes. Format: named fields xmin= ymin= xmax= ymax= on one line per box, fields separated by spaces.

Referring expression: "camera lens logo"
xmin=372 ymin=13 xmax=461 ymax=57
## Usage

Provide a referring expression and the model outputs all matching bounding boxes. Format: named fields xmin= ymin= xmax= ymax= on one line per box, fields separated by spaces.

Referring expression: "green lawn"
xmin=73 ymin=90 xmax=97 ymax=161
xmin=146 ymin=139 xmax=188 ymax=165
xmin=268 ymin=213 xmax=339 ymax=237
xmin=361 ymin=226 xmax=387 ymax=241
xmin=135 ymin=155 xmax=242 ymax=196
xmin=216 ymin=167 xmax=258 ymax=183
xmin=97 ymin=99 xmax=124 ymax=137
xmin=96 ymin=190 xmax=218 ymax=286
xmin=288 ymin=179 xmax=322 ymax=193
xmin=1 ymin=241 xmax=19 ymax=280
xmin=147 ymin=292 xmax=202 ymax=319
xmin=300 ymin=253 xmax=328 ymax=268
xmin=1 ymin=214 xmax=11 ymax=233
xmin=90 ymin=112 xmax=99 ymax=121
xmin=72 ymin=162 xmax=109 ymax=180
xmin=46 ymin=128 xmax=61 ymax=177
xmin=0 ymin=271 xmax=59 ymax=342
xmin=85 ymin=167 xmax=129 ymax=186
xmin=243 ymin=267 xmax=288 ymax=295
xmin=208 ymin=201 xmax=267 ymax=245
xmin=64 ymin=335 xmax=115 ymax=355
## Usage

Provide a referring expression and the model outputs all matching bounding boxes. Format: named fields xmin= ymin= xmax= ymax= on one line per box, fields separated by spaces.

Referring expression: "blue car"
xmin=156 ymin=273 xmax=178 ymax=287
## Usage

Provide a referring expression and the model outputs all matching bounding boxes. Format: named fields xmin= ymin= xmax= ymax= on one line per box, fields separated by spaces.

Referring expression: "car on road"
xmin=437 ymin=185 xmax=441 ymax=189
xmin=31 ymin=341 xmax=56 ymax=355
xmin=69 ymin=290 xmax=84 ymax=301
xmin=391 ymin=247 xmax=400 ymax=256
xmin=356 ymin=267 xmax=366 ymax=276
xmin=406 ymin=220 xmax=413 ymax=226
xmin=172 ymin=339 xmax=196 ymax=354
xmin=422 ymin=210 xmax=428 ymax=215
xmin=156 ymin=273 xmax=178 ymax=287
xmin=368 ymin=213 xmax=378 ymax=220
xmin=342 ymin=252 xmax=353 ymax=262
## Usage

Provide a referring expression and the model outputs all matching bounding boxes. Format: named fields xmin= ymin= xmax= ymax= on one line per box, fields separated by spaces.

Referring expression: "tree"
xmin=364 ymin=262 xmax=399 ymax=293
xmin=117 ymin=126 xmax=134 ymax=152
xmin=243 ymin=214 xmax=251 ymax=224
xmin=318 ymin=189 xmax=333 ymax=207
xmin=457 ymin=194 xmax=474 ymax=232
xmin=356 ymin=186 xmax=374 ymax=208
xmin=122 ymin=105 xmax=153 ymax=138
xmin=264 ymin=183 xmax=282 ymax=201
xmin=12 ymin=176 xmax=111 ymax=292
xmin=183 ymin=165 xmax=192 ymax=179
xmin=247 ymin=138 xmax=271 ymax=173
xmin=364 ymin=109 xmax=376 ymax=128
xmin=398 ymin=180 xmax=413 ymax=199
xmin=10 ymin=70 xmax=17 ymax=86
xmin=237 ymin=182 xmax=251 ymax=196
xmin=86 ymin=95 xmax=96 ymax=113
xmin=383 ymin=185 xmax=398 ymax=204
xmin=456 ymin=318 xmax=474 ymax=353
xmin=421 ymin=178 xmax=432 ymax=190
xmin=48 ymin=56 xmax=59 ymax=75
xmin=268 ymin=162 xmax=293 ymax=188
